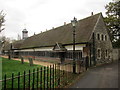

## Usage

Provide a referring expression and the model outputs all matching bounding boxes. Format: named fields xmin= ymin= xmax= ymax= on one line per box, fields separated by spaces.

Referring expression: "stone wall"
xmin=90 ymin=14 xmax=113 ymax=64
xmin=113 ymin=48 xmax=120 ymax=61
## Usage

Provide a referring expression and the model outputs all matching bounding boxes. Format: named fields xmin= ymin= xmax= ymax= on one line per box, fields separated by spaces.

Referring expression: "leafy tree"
xmin=0 ymin=36 xmax=10 ymax=54
xmin=104 ymin=1 xmax=120 ymax=48
xmin=0 ymin=10 xmax=5 ymax=33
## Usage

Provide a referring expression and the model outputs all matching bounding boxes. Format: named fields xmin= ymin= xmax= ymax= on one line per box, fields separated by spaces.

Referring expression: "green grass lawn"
xmin=1 ymin=57 xmax=78 ymax=89
xmin=1 ymin=57 xmax=60 ymax=88
xmin=1 ymin=57 xmax=41 ymax=79
xmin=1 ymin=57 xmax=44 ymax=88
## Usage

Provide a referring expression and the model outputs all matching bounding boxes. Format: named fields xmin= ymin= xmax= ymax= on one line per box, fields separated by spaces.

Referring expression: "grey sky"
xmin=0 ymin=0 xmax=112 ymax=40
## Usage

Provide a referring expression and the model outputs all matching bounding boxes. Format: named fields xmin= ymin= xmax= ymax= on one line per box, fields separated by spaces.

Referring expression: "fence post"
xmin=55 ymin=64 xmax=56 ymax=87
xmin=50 ymin=65 xmax=51 ymax=89
xmin=63 ymin=65 xmax=65 ymax=75
xmin=65 ymin=63 xmax=67 ymax=83
xmin=29 ymin=58 xmax=33 ymax=66
xmin=44 ymin=67 xmax=46 ymax=88
xmin=12 ymin=73 xmax=14 ymax=89
xmin=67 ymin=63 xmax=69 ymax=82
xmin=21 ymin=57 xmax=24 ymax=64
xmin=37 ymin=68 xmax=39 ymax=89
xmin=18 ymin=72 xmax=20 ymax=90
xmin=4 ymin=74 xmax=6 ymax=90
xmin=47 ymin=66 xmax=49 ymax=89
xmin=53 ymin=65 xmax=54 ymax=88
xmin=58 ymin=63 xmax=60 ymax=87
xmin=28 ymin=70 xmax=30 ymax=89
xmin=32 ymin=69 xmax=35 ymax=89
xmin=8 ymin=54 xmax=11 ymax=60
xmin=40 ymin=67 xmax=42 ymax=88
xmin=23 ymin=71 xmax=26 ymax=89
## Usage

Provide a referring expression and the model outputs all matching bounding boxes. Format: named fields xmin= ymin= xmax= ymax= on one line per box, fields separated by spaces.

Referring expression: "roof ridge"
xmin=49 ymin=13 xmax=102 ymax=31
xmin=20 ymin=12 xmax=102 ymax=48
xmin=78 ymin=13 xmax=102 ymax=22
xmin=31 ymin=13 xmax=102 ymax=37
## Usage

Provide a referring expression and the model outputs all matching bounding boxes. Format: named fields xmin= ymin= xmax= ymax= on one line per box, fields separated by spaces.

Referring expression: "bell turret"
xmin=22 ymin=28 xmax=28 ymax=39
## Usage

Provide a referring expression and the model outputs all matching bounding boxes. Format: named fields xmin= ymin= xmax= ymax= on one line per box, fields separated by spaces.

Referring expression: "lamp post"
xmin=71 ymin=17 xmax=77 ymax=73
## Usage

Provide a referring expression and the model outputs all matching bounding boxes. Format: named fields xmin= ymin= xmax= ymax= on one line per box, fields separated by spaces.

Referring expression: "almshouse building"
xmin=3 ymin=13 xmax=113 ymax=65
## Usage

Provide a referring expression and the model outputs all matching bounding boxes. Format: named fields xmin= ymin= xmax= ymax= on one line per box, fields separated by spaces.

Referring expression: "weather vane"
xmin=24 ymin=23 xmax=26 ymax=29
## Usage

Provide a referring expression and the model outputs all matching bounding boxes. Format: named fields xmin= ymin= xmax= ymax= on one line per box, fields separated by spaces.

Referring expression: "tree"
xmin=104 ymin=1 xmax=120 ymax=48
xmin=0 ymin=36 xmax=10 ymax=54
xmin=0 ymin=10 xmax=6 ymax=33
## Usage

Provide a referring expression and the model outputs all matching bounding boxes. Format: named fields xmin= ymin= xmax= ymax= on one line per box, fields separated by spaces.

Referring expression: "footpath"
xmin=70 ymin=61 xmax=119 ymax=88
xmin=1 ymin=55 xmax=54 ymax=66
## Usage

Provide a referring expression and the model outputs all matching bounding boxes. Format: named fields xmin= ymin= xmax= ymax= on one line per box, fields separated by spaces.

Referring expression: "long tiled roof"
xmin=20 ymin=13 xmax=101 ymax=49
xmin=13 ymin=40 xmax=24 ymax=49
xmin=3 ymin=13 xmax=101 ymax=51
xmin=3 ymin=40 xmax=24 ymax=51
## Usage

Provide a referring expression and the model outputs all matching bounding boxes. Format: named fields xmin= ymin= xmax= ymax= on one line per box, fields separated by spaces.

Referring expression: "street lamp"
xmin=71 ymin=17 xmax=77 ymax=73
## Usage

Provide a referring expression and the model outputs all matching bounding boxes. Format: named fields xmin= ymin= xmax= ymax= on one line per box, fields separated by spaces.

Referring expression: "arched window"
xmin=97 ymin=48 xmax=101 ymax=59
xmin=101 ymin=34 xmax=104 ymax=41
xmin=105 ymin=35 xmax=107 ymax=41
xmin=97 ymin=33 xmax=100 ymax=40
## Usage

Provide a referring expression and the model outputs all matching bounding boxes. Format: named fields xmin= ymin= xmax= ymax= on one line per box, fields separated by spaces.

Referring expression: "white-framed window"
xmin=105 ymin=49 xmax=108 ymax=58
xmin=97 ymin=48 xmax=101 ymax=59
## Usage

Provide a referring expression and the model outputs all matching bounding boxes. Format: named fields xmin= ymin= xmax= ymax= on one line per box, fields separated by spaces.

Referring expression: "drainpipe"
xmin=89 ymin=43 xmax=92 ymax=66
xmin=93 ymin=33 xmax=96 ymax=65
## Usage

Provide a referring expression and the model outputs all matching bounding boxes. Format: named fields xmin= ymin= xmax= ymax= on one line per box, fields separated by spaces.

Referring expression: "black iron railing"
xmin=1 ymin=61 xmax=85 ymax=89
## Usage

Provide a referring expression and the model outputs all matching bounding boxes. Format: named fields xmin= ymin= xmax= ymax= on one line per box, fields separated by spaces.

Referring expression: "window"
xmin=105 ymin=49 xmax=108 ymax=58
xmin=97 ymin=33 xmax=100 ymax=40
xmin=105 ymin=35 xmax=107 ymax=41
xmin=97 ymin=48 xmax=101 ymax=59
xmin=101 ymin=34 xmax=104 ymax=41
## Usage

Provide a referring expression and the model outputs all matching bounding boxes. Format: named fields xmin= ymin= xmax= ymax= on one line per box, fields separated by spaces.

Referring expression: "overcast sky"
xmin=0 ymin=0 xmax=112 ymax=40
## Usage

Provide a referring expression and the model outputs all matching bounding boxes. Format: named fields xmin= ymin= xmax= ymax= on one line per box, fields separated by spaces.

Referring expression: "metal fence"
xmin=1 ymin=61 xmax=85 ymax=89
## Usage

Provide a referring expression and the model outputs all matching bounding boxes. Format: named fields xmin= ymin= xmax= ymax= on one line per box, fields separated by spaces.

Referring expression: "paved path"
xmin=70 ymin=62 xmax=119 ymax=88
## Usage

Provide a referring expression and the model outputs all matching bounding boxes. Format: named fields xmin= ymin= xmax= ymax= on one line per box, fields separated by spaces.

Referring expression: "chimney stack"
xmin=64 ymin=22 xmax=66 ymax=25
xmin=52 ymin=27 xmax=54 ymax=29
xmin=91 ymin=12 xmax=94 ymax=16
xmin=34 ymin=32 xmax=36 ymax=35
